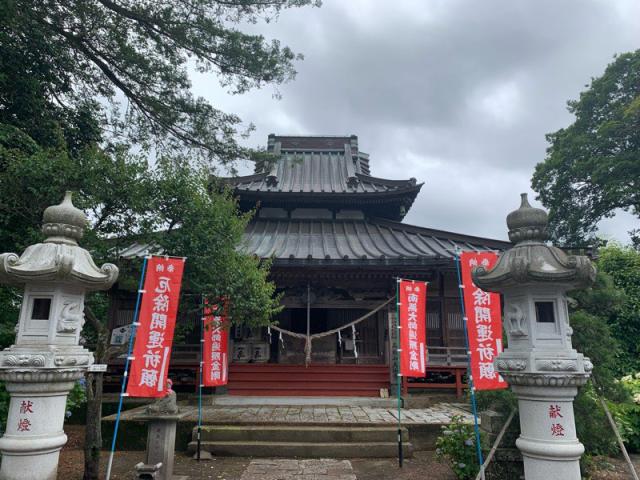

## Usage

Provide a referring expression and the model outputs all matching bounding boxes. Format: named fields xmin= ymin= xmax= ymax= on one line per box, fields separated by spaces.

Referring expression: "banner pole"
xmin=197 ymin=296 xmax=205 ymax=461
xmin=105 ymin=255 xmax=149 ymax=480
xmin=395 ymin=278 xmax=403 ymax=468
xmin=454 ymin=251 xmax=485 ymax=480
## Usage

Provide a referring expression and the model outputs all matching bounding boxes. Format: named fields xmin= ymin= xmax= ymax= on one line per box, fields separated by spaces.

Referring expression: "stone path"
xmin=178 ymin=403 xmax=473 ymax=425
xmin=240 ymin=459 xmax=356 ymax=480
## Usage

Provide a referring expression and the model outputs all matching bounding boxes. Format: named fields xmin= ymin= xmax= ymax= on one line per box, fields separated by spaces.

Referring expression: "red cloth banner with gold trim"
xmin=460 ymin=251 xmax=508 ymax=391
xmin=202 ymin=300 xmax=229 ymax=387
xmin=399 ymin=279 xmax=428 ymax=377
xmin=127 ymin=256 xmax=185 ymax=397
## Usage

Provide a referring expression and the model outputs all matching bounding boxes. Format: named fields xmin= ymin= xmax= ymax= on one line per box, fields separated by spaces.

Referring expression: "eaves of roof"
xmin=241 ymin=217 xmax=510 ymax=267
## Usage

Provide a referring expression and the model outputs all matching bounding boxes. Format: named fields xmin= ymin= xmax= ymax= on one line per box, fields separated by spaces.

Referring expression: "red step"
xmin=227 ymin=364 xmax=390 ymax=397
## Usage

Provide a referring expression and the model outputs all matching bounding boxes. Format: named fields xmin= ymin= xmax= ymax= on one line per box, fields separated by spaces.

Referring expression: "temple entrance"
xmin=226 ymin=303 xmax=390 ymax=396
xmin=230 ymin=307 xmax=388 ymax=366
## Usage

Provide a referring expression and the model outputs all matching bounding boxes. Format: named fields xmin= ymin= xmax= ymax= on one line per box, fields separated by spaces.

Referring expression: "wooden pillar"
xmin=455 ymin=368 xmax=463 ymax=398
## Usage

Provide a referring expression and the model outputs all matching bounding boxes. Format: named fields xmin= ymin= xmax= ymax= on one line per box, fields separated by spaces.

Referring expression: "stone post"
xmin=134 ymin=388 xmax=188 ymax=480
xmin=473 ymin=194 xmax=596 ymax=480
xmin=0 ymin=192 xmax=118 ymax=480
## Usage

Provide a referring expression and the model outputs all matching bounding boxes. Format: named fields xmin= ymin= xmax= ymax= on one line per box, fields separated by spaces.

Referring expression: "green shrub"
xmin=611 ymin=373 xmax=640 ymax=453
xmin=435 ymin=415 xmax=480 ymax=480
xmin=574 ymin=383 xmax=617 ymax=455
xmin=65 ymin=378 xmax=87 ymax=421
xmin=0 ymin=382 xmax=9 ymax=435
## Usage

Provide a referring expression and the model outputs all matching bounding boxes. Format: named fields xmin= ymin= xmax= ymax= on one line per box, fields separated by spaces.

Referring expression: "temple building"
xmin=109 ymin=134 xmax=510 ymax=397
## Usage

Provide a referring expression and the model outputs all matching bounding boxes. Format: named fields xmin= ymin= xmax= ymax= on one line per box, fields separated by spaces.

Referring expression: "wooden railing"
xmin=403 ymin=347 xmax=469 ymax=398
xmin=426 ymin=346 xmax=468 ymax=366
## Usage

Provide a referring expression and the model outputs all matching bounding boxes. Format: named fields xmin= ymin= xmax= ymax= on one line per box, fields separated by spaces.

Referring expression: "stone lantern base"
xmin=512 ymin=383 xmax=585 ymax=480
xmin=0 ymin=367 xmax=86 ymax=480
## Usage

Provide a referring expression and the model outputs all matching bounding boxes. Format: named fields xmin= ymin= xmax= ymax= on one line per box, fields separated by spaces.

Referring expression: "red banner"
xmin=399 ymin=279 xmax=428 ymax=377
xmin=127 ymin=256 xmax=185 ymax=397
xmin=202 ymin=300 xmax=229 ymax=387
xmin=460 ymin=251 xmax=508 ymax=391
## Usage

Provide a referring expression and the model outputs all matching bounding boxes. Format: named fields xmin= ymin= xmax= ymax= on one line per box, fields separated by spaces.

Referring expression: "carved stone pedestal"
xmin=513 ymin=384 xmax=585 ymax=480
xmin=0 ymin=368 xmax=85 ymax=480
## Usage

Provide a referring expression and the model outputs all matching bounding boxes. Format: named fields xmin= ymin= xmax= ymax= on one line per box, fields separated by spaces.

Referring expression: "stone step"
xmin=226 ymin=387 xmax=383 ymax=397
xmin=187 ymin=440 xmax=413 ymax=458
xmin=227 ymin=364 xmax=390 ymax=397
xmin=194 ymin=425 xmax=409 ymax=443
xmin=206 ymin=395 xmax=396 ymax=408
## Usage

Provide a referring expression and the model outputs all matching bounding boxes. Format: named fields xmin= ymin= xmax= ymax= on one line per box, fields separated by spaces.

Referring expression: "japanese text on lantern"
xmin=549 ymin=404 xmax=565 ymax=437
xmin=17 ymin=400 xmax=34 ymax=432
xmin=399 ymin=279 xmax=427 ymax=377
xmin=202 ymin=301 xmax=229 ymax=387
xmin=460 ymin=252 xmax=508 ymax=390
xmin=127 ymin=256 xmax=185 ymax=398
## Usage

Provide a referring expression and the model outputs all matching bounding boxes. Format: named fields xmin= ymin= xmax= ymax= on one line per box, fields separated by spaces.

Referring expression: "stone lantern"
xmin=473 ymin=193 xmax=596 ymax=480
xmin=0 ymin=192 xmax=118 ymax=480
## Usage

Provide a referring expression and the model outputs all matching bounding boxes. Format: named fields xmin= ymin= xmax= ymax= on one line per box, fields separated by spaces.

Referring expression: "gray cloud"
xmin=191 ymin=0 xmax=640 ymax=242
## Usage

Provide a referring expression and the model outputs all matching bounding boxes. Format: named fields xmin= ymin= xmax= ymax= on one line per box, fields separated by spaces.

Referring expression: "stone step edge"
xmin=187 ymin=420 xmax=446 ymax=426
xmin=197 ymin=425 xmax=409 ymax=430
xmin=194 ymin=425 xmax=410 ymax=442
xmin=188 ymin=441 xmax=414 ymax=447
xmin=187 ymin=440 xmax=414 ymax=456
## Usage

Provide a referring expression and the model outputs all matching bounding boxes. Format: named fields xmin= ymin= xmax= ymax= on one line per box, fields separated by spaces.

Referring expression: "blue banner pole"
xmin=395 ymin=277 xmax=403 ymax=468
xmin=454 ymin=251 xmax=485 ymax=479
xmin=105 ymin=255 xmax=149 ymax=480
xmin=197 ymin=295 xmax=205 ymax=461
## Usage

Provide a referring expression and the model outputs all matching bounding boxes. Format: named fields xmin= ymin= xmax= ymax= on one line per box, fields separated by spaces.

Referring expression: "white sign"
xmin=88 ymin=364 xmax=107 ymax=372
xmin=110 ymin=325 xmax=132 ymax=345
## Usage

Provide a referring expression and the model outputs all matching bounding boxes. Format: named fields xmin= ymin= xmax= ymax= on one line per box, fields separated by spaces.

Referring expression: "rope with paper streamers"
xmin=268 ymin=297 xmax=393 ymax=366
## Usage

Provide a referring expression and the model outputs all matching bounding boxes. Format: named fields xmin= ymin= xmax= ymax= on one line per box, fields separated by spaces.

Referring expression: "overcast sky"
xmin=191 ymin=0 xmax=639 ymax=243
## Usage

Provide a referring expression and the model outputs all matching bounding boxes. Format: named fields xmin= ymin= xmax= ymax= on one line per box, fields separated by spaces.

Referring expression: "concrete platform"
xmin=102 ymin=401 xmax=474 ymax=454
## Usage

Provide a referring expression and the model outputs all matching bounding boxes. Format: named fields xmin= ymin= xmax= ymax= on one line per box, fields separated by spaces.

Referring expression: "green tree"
xmin=596 ymin=244 xmax=640 ymax=373
xmin=0 ymin=140 xmax=281 ymax=478
xmin=532 ymin=50 xmax=640 ymax=244
xmin=1 ymin=0 xmax=319 ymax=165
xmin=1 ymin=2 xmax=318 ymax=477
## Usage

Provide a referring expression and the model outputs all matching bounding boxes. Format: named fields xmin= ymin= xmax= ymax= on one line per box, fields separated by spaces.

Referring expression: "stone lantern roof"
xmin=473 ymin=193 xmax=596 ymax=291
xmin=0 ymin=192 xmax=118 ymax=289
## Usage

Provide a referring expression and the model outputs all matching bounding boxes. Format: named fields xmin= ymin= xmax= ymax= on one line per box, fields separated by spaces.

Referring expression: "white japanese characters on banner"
xmin=127 ymin=257 xmax=185 ymax=397
xmin=460 ymin=251 xmax=508 ymax=390
xmin=399 ymin=279 xmax=428 ymax=377
xmin=203 ymin=299 xmax=229 ymax=386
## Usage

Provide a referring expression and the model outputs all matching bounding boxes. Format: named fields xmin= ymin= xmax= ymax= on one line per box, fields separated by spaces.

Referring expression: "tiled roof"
xmin=242 ymin=218 xmax=510 ymax=265
xmin=228 ymin=151 xmax=420 ymax=194
xmin=118 ymin=218 xmax=510 ymax=266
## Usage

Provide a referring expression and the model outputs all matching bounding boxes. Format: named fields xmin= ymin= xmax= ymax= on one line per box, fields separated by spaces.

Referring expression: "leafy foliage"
xmin=0 ymin=287 xmax=19 ymax=350
xmin=569 ymin=273 xmax=627 ymax=399
xmin=137 ymin=158 xmax=282 ymax=326
xmin=0 ymin=141 xmax=281 ymax=330
xmin=596 ymin=245 xmax=640 ymax=373
xmin=532 ymin=50 xmax=640 ymax=244
xmin=65 ymin=379 xmax=88 ymax=419
xmin=476 ymin=388 xmax=517 ymax=414
xmin=610 ymin=374 xmax=640 ymax=453
xmin=1 ymin=0 xmax=319 ymax=165
xmin=435 ymin=415 xmax=480 ymax=480
xmin=0 ymin=3 xmax=317 ymax=478
xmin=564 ymin=269 xmax=629 ymax=457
